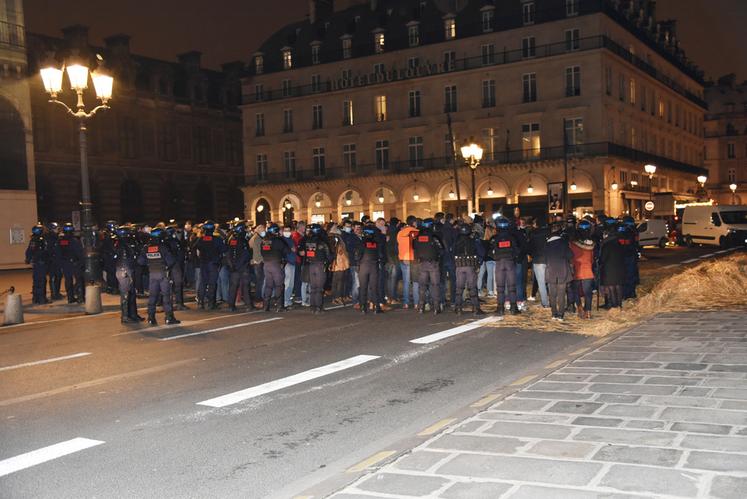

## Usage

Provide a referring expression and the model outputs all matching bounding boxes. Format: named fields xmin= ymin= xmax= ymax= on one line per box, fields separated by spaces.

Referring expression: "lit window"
xmin=374 ymin=32 xmax=385 ymax=53
xmin=282 ymin=49 xmax=292 ymax=69
xmin=444 ymin=18 xmax=456 ymax=40
xmin=343 ymin=100 xmax=354 ymax=126
xmin=629 ymin=78 xmax=636 ymax=105
xmin=254 ymin=55 xmax=264 ymax=74
xmin=522 ymin=123 xmax=541 ymax=159
xmin=375 ymin=95 xmax=387 ymax=122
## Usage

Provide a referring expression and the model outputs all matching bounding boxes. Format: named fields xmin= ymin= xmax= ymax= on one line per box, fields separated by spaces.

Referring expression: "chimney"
xmin=104 ymin=34 xmax=131 ymax=56
xmin=221 ymin=61 xmax=244 ymax=77
xmin=178 ymin=51 xmax=202 ymax=70
xmin=61 ymin=25 xmax=89 ymax=51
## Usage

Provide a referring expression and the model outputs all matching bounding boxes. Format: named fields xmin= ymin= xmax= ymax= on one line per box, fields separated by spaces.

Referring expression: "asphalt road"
xmin=0 ymin=245 xmax=732 ymax=498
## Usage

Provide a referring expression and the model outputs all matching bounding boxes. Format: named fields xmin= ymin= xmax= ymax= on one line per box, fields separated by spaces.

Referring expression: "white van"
xmin=637 ymin=219 xmax=669 ymax=248
xmin=682 ymin=205 xmax=747 ymax=248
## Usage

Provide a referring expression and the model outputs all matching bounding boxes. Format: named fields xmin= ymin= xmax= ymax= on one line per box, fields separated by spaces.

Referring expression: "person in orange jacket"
xmin=396 ymin=215 xmax=420 ymax=309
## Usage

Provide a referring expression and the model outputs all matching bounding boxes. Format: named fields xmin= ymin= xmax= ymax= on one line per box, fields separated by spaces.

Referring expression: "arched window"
xmin=120 ymin=179 xmax=144 ymax=222
xmin=0 ymin=96 xmax=28 ymax=190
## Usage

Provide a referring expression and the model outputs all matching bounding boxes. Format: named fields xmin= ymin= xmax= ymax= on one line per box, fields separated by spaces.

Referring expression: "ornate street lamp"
xmin=697 ymin=175 xmax=708 ymax=188
xmin=40 ymin=53 xmax=113 ymax=311
xmin=460 ymin=139 xmax=483 ymax=213
xmin=730 ymin=183 xmax=738 ymax=205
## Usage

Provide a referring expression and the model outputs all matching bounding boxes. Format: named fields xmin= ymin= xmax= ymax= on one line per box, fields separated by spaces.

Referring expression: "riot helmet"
xmin=267 ymin=223 xmax=280 ymax=236
xmin=577 ymin=219 xmax=593 ymax=238
xmin=150 ymin=227 xmax=165 ymax=240
xmin=309 ymin=223 xmax=323 ymax=236
xmin=105 ymin=220 xmax=118 ymax=231
xmin=233 ymin=221 xmax=247 ymax=234
xmin=202 ymin=220 xmax=216 ymax=233
xmin=421 ymin=218 xmax=435 ymax=230
xmin=362 ymin=224 xmax=377 ymax=237
xmin=495 ymin=217 xmax=510 ymax=231
xmin=62 ymin=223 xmax=75 ymax=234
xmin=31 ymin=223 xmax=44 ymax=236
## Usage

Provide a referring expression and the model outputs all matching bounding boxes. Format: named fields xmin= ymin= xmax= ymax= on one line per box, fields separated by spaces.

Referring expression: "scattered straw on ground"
xmin=481 ymin=252 xmax=747 ymax=337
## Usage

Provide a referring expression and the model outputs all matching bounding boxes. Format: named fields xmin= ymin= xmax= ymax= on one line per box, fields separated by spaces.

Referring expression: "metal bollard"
xmin=3 ymin=287 xmax=24 ymax=325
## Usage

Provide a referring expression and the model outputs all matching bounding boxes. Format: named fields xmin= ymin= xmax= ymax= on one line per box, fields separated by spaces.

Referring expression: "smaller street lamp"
xmin=730 ymin=183 xmax=738 ymax=205
xmin=527 ymin=183 xmax=534 ymax=194
xmin=460 ymin=139 xmax=483 ymax=213
xmin=697 ymin=175 xmax=708 ymax=188
xmin=644 ymin=164 xmax=657 ymax=203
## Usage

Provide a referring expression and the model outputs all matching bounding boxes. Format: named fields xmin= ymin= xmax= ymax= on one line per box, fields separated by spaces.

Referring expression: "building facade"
xmin=241 ymin=0 xmax=709 ymax=225
xmin=704 ymin=74 xmax=746 ymax=206
xmin=0 ymin=0 xmax=37 ymax=268
xmin=27 ymin=26 xmax=245 ymax=226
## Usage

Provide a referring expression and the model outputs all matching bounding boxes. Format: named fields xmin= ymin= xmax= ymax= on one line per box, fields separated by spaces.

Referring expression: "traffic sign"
xmin=644 ymin=201 xmax=655 ymax=212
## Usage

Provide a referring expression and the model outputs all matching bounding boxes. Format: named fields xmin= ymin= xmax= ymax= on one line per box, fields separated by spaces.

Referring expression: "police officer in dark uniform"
xmin=25 ymin=223 xmax=51 ymax=304
xmin=358 ymin=223 xmax=385 ymax=314
xmin=138 ymin=227 xmax=180 ymax=325
xmin=46 ymin=222 xmax=63 ymax=300
xmin=260 ymin=223 xmax=290 ymax=312
xmin=489 ymin=217 xmax=520 ymax=316
xmin=165 ymin=225 xmax=188 ymax=310
xmin=57 ymin=223 xmax=84 ymax=304
xmin=413 ymin=218 xmax=444 ymax=315
xmin=100 ymin=220 xmax=119 ymax=294
xmin=453 ymin=223 xmax=485 ymax=315
xmin=226 ymin=221 xmax=254 ymax=312
xmin=620 ymin=216 xmax=640 ymax=299
xmin=114 ymin=224 xmax=143 ymax=323
xmin=196 ymin=220 xmax=225 ymax=309
xmin=300 ymin=223 xmax=331 ymax=314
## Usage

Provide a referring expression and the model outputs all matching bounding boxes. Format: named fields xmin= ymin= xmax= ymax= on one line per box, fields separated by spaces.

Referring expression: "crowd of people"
xmin=24 ymin=210 xmax=642 ymax=324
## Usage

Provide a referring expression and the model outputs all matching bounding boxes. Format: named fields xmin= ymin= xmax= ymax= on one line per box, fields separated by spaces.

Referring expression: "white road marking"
xmin=660 ymin=264 xmax=679 ymax=269
xmin=681 ymin=258 xmax=700 ymax=264
xmin=159 ymin=317 xmax=283 ymax=341
xmin=409 ymin=317 xmax=495 ymax=344
xmin=714 ymin=249 xmax=731 ymax=254
xmin=197 ymin=354 xmax=380 ymax=408
xmin=0 ymin=438 xmax=104 ymax=477
xmin=699 ymin=253 xmax=715 ymax=259
xmin=0 ymin=352 xmax=91 ymax=373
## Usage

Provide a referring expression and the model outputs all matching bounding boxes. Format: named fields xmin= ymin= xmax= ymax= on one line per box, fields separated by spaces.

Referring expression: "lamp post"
xmin=40 ymin=54 xmax=113 ymax=308
xmin=697 ymin=175 xmax=708 ymax=201
xmin=644 ymin=163 xmax=656 ymax=202
xmin=460 ymin=139 xmax=483 ymax=214
xmin=730 ymin=183 xmax=738 ymax=205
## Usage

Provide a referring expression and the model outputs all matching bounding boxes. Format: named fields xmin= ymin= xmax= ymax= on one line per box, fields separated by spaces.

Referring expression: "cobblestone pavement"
xmin=332 ymin=311 xmax=747 ymax=499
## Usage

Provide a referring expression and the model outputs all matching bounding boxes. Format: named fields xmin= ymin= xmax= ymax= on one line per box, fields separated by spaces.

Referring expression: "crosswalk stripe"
xmin=197 ymin=354 xmax=380 ymax=408
xmin=410 ymin=317 xmax=495 ymax=344
xmin=159 ymin=317 xmax=282 ymax=341
xmin=0 ymin=438 xmax=104 ymax=477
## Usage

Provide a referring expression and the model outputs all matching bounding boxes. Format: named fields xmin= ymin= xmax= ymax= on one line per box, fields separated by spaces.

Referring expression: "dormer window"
xmin=481 ymin=8 xmax=495 ymax=32
xmin=281 ymin=48 xmax=292 ymax=70
xmin=254 ymin=54 xmax=264 ymax=74
xmin=408 ymin=23 xmax=420 ymax=47
xmin=342 ymin=36 xmax=352 ymax=59
xmin=311 ymin=43 xmax=321 ymax=65
xmin=522 ymin=1 xmax=535 ymax=25
xmin=444 ymin=17 xmax=456 ymax=40
xmin=374 ymin=31 xmax=385 ymax=53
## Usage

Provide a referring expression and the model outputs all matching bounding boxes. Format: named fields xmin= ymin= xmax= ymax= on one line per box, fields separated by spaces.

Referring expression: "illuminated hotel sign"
xmin=329 ymin=61 xmax=454 ymax=92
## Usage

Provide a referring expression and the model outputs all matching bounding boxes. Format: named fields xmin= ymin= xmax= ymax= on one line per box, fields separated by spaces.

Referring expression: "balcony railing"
xmin=246 ymin=35 xmax=706 ymax=109
xmin=246 ymin=141 xmax=707 ymax=186
xmin=0 ymin=20 xmax=24 ymax=49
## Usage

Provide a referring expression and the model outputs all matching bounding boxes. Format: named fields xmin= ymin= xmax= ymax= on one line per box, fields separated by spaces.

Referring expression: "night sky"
xmin=24 ymin=0 xmax=747 ymax=82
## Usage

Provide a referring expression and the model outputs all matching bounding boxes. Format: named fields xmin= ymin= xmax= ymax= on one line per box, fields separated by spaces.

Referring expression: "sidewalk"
xmin=332 ymin=311 xmax=747 ymax=499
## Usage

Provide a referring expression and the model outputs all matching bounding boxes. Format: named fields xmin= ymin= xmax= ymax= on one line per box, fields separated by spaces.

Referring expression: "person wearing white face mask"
xmin=281 ymin=225 xmax=297 ymax=308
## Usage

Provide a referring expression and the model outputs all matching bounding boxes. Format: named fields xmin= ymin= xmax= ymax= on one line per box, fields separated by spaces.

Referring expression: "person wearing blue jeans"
xmin=532 ymin=263 xmax=549 ymax=307
xmin=399 ymin=261 xmax=420 ymax=307
xmin=478 ymin=260 xmax=496 ymax=296
xmin=282 ymin=227 xmax=297 ymax=308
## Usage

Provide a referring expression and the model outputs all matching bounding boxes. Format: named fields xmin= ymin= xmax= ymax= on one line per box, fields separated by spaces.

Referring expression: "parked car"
xmin=682 ymin=205 xmax=747 ymax=248
xmin=637 ymin=219 xmax=669 ymax=248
